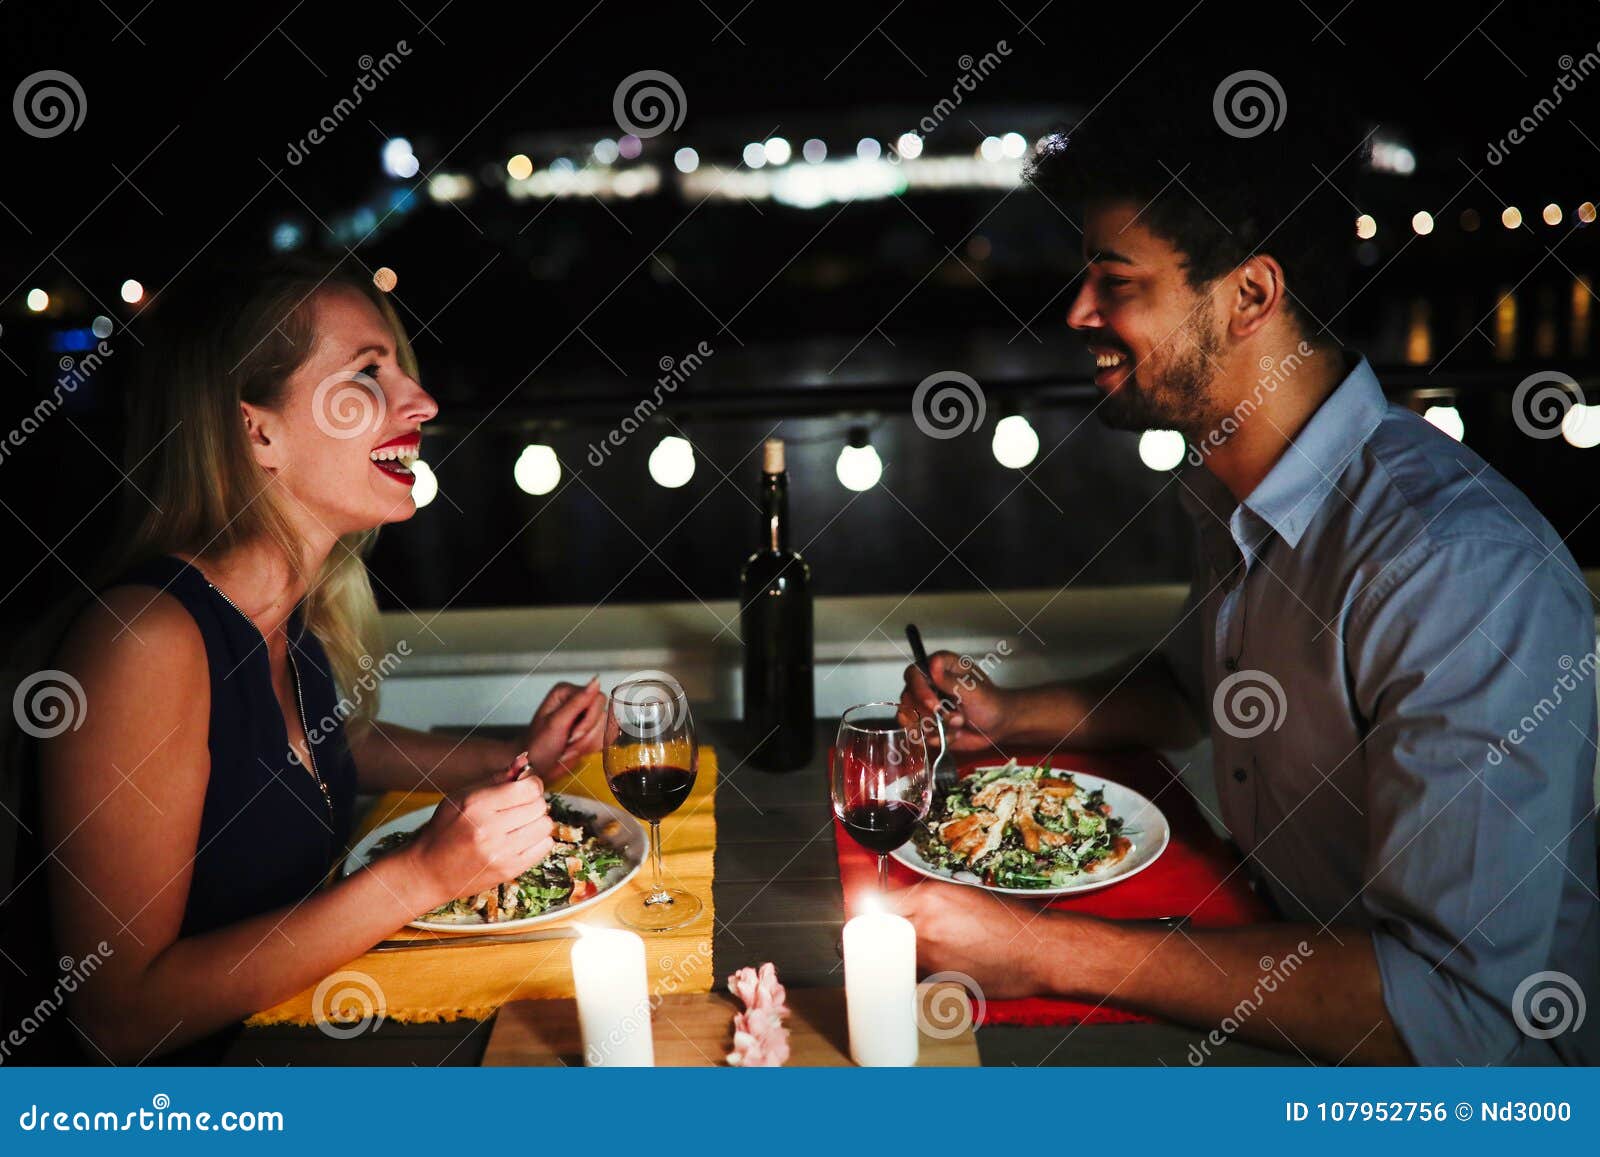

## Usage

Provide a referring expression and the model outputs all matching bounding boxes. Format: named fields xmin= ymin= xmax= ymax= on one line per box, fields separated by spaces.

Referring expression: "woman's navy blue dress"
xmin=1 ymin=555 xmax=359 ymax=1063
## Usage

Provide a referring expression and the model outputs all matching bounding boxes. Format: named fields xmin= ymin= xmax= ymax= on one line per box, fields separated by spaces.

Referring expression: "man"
xmin=897 ymin=73 xmax=1598 ymax=1065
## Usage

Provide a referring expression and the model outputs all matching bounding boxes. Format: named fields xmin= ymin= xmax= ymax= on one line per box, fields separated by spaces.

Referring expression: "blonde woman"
xmin=0 ymin=263 xmax=604 ymax=1063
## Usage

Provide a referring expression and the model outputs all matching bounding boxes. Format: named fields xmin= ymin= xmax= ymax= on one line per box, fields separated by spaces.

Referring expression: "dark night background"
xmin=1 ymin=1 xmax=1597 ymax=628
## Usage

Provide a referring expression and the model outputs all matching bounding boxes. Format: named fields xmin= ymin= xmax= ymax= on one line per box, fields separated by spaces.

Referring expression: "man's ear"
xmin=240 ymin=401 xmax=284 ymax=473
xmin=1227 ymin=255 xmax=1287 ymax=340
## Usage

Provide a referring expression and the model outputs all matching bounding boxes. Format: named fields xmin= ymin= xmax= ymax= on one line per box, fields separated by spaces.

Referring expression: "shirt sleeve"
xmin=1346 ymin=536 xmax=1599 ymax=1065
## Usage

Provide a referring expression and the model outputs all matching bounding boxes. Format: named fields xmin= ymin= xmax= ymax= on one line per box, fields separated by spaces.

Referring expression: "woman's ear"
xmin=240 ymin=401 xmax=284 ymax=473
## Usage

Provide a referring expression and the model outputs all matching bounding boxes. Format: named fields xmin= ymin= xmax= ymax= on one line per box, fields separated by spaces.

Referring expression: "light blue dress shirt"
xmin=1161 ymin=354 xmax=1599 ymax=1065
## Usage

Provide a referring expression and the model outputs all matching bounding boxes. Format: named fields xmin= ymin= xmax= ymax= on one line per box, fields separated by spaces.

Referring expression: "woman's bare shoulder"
xmin=37 ymin=584 xmax=211 ymax=803
xmin=54 ymin=584 xmax=209 ymax=695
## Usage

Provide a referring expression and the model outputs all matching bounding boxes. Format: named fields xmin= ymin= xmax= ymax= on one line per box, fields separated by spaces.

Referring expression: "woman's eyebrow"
xmin=346 ymin=343 xmax=390 ymax=363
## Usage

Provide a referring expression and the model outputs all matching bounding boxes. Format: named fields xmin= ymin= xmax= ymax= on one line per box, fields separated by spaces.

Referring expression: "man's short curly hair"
xmin=1026 ymin=62 xmax=1369 ymax=341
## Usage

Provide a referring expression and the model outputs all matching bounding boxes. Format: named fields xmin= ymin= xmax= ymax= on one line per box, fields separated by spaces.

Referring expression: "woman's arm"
xmin=348 ymin=719 xmax=518 ymax=793
xmin=350 ymin=680 xmax=608 ymax=794
xmin=42 ymin=590 xmax=554 ymax=1063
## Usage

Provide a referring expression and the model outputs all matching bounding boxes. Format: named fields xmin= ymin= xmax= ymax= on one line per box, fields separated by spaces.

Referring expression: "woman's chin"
xmin=374 ymin=496 xmax=418 ymax=524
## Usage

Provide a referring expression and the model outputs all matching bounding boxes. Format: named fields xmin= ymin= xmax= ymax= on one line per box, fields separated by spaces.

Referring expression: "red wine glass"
xmin=832 ymin=702 xmax=932 ymax=891
xmin=604 ymin=677 xmax=702 ymax=932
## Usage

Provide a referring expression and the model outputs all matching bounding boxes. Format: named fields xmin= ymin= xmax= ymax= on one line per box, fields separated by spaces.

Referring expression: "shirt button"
xmin=1224 ymin=657 xmax=1239 ymax=672
xmin=1233 ymin=767 xmax=1248 ymax=783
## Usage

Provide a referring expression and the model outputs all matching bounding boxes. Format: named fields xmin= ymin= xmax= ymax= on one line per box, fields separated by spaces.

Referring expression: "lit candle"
xmin=842 ymin=907 xmax=919 ymax=1066
xmin=571 ymin=927 xmax=655 ymax=1066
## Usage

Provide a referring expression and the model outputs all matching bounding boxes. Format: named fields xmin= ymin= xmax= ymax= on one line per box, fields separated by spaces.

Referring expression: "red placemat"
xmin=832 ymin=749 xmax=1273 ymax=1027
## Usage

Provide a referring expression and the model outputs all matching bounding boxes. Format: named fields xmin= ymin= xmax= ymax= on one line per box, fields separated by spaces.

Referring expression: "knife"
xmin=370 ymin=927 xmax=582 ymax=953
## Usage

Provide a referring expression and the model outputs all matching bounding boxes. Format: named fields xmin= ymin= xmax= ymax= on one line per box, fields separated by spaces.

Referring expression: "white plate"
xmin=343 ymin=796 xmax=647 ymax=933
xmin=889 ymin=766 xmax=1169 ymax=898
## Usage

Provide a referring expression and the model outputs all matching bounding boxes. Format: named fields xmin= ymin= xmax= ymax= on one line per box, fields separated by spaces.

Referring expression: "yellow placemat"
xmin=247 ymin=749 xmax=717 ymax=1027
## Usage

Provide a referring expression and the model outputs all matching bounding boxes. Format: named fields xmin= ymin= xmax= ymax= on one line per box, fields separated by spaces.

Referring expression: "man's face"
xmin=1066 ymin=200 xmax=1225 ymax=434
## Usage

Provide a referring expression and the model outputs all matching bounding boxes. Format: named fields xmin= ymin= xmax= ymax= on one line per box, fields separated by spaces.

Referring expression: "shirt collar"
xmin=1178 ymin=353 xmax=1388 ymax=557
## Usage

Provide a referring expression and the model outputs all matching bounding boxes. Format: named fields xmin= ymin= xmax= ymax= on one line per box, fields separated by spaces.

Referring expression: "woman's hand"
xmin=404 ymin=775 xmax=555 ymax=908
xmin=900 ymin=651 xmax=1013 ymax=753
xmin=523 ymin=678 xmax=606 ymax=777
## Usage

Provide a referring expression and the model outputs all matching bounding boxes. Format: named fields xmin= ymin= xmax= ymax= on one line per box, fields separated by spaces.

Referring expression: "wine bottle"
xmin=740 ymin=437 xmax=815 ymax=771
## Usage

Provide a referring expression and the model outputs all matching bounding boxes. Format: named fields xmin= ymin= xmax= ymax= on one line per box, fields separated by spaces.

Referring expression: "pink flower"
xmin=725 ymin=963 xmax=790 ymax=1067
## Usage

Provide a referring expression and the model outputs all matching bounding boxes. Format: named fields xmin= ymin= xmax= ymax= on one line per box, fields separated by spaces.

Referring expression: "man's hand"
xmin=888 ymin=882 xmax=1064 ymax=999
xmin=899 ymin=651 xmax=1013 ymax=754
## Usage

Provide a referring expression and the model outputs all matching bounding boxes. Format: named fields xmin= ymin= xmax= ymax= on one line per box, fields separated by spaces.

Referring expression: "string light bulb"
xmin=1424 ymin=404 xmax=1464 ymax=442
xmin=1137 ymin=430 xmax=1186 ymax=471
xmin=410 ymin=460 xmax=438 ymax=507
xmin=648 ymin=435 xmax=696 ymax=488
xmin=513 ymin=443 xmax=561 ymax=495
xmin=991 ymin=414 xmax=1040 ymax=469
xmin=836 ymin=427 xmax=883 ymax=491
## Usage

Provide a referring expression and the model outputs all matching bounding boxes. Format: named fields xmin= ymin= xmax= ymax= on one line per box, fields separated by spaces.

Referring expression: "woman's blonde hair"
xmin=76 ymin=260 xmax=416 ymax=738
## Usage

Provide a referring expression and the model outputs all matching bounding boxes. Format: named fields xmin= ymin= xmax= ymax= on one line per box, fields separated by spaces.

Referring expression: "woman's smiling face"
xmin=242 ymin=284 xmax=438 ymax=539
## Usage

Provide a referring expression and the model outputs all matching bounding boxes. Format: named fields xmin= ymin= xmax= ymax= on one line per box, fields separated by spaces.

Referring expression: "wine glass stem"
xmin=877 ymin=853 xmax=889 ymax=892
xmin=646 ymin=820 xmax=671 ymax=907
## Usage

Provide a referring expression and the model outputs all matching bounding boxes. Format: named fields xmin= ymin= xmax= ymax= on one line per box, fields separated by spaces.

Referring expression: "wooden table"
xmin=227 ymin=719 xmax=1300 ymax=1066
xmin=483 ymin=984 xmax=980 ymax=1066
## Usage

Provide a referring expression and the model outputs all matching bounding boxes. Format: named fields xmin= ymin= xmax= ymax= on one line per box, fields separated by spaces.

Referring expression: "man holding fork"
xmin=896 ymin=70 xmax=1597 ymax=1066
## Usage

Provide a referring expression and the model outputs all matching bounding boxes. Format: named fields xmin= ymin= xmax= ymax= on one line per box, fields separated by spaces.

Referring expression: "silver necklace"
xmin=202 ymin=575 xmax=333 ymax=815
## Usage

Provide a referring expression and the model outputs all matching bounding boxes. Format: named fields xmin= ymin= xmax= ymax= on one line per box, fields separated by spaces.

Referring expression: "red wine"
xmin=840 ymin=800 xmax=919 ymax=854
xmin=607 ymin=766 xmax=694 ymax=822
xmin=740 ymin=438 xmax=815 ymax=772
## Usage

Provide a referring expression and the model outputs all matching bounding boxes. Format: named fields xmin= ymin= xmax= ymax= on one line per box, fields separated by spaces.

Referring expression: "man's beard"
xmin=1096 ymin=312 xmax=1220 ymax=436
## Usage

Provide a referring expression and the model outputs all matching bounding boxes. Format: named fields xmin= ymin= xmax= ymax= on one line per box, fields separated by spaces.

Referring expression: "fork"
xmin=906 ymin=624 xmax=958 ymax=790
